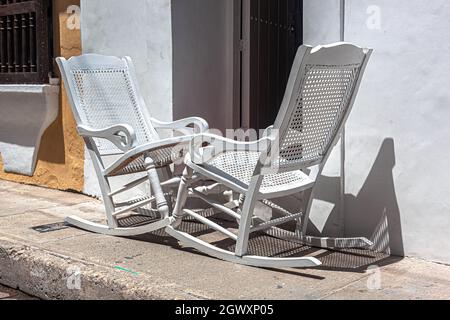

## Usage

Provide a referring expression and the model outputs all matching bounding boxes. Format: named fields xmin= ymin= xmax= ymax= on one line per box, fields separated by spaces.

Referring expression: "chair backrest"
xmin=270 ymin=42 xmax=373 ymax=171
xmin=57 ymin=54 xmax=159 ymax=155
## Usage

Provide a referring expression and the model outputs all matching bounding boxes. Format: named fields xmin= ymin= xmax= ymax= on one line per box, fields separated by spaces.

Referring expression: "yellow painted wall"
xmin=0 ymin=0 xmax=84 ymax=192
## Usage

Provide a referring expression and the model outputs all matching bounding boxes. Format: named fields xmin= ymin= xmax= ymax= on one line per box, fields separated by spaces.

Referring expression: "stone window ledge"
xmin=0 ymin=84 xmax=60 ymax=176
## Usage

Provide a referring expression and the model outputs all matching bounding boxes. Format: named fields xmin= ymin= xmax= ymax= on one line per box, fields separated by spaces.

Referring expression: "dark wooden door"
xmin=248 ymin=0 xmax=302 ymax=130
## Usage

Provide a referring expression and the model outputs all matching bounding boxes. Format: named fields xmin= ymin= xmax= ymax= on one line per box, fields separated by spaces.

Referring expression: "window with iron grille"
xmin=0 ymin=0 xmax=52 ymax=84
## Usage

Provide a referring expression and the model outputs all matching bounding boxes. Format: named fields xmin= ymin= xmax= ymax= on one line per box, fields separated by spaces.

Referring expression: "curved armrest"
xmin=150 ymin=117 xmax=209 ymax=135
xmin=77 ymin=124 xmax=137 ymax=152
xmin=189 ymin=133 xmax=275 ymax=165
xmin=263 ymin=125 xmax=274 ymax=137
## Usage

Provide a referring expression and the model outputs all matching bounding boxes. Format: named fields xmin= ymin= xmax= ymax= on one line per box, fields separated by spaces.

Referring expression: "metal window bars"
xmin=0 ymin=0 xmax=52 ymax=84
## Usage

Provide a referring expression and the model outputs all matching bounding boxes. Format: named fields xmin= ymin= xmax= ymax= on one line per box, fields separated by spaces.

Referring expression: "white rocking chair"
xmin=57 ymin=54 xmax=208 ymax=236
xmin=167 ymin=43 xmax=374 ymax=268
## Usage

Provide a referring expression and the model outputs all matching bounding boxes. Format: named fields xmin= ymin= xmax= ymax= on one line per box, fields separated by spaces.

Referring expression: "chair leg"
xmin=145 ymin=157 xmax=169 ymax=219
xmin=172 ymin=166 xmax=194 ymax=223
xmin=301 ymin=189 xmax=316 ymax=236
xmin=162 ymin=166 xmax=177 ymax=213
xmin=294 ymin=190 xmax=307 ymax=236
xmin=235 ymin=176 xmax=263 ymax=257
xmin=98 ymin=175 xmax=119 ymax=229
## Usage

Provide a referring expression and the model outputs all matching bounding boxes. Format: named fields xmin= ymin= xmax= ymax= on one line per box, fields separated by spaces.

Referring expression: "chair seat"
xmin=203 ymin=151 xmax=314 ymax=195
xmin=105 ymin=138 xmax=191 ymax=177
xmin=107 ymin=145 xmax=182 ymax=177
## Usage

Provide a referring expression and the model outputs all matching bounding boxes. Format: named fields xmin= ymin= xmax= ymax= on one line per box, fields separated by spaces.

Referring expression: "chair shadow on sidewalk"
xmin=128 ymin=138 xmax=404 ymax=276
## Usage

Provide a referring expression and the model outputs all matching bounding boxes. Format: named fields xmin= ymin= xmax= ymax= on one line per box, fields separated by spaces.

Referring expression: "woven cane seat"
xmin=205 ymin=151 xmax=312 ymax=194
xmin=107 ymin=144 xmax=187 ymax=177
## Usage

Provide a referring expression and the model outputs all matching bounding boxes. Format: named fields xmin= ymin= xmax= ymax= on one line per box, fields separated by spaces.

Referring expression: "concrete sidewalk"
xmin=0 ymin=284 xmax=37 ymax=300
xmin=0 ymin=180 xmax=449 ymax=300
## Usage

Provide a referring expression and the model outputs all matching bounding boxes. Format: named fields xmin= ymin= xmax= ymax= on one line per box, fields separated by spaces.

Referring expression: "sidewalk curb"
xmin=0 ymin=236 xmax=197 ymax=300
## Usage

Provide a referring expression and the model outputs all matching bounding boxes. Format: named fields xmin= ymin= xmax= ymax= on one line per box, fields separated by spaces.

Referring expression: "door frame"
xmin=230 ymin=0 xmax=244 ymax=130
xmin=227 ymin=0 xmax=249 ymax=130
xmin=240 ymin=0 xmax=251 ymax=130
xmin=237 ymin=0 xmax=304 ymax=131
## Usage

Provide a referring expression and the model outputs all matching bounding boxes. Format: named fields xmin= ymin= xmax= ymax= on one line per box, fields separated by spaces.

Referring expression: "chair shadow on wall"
xmin=130 ymin=138 xmax=404 ymax=274
xmin=308 ymin=138 xmax=404 ymax=272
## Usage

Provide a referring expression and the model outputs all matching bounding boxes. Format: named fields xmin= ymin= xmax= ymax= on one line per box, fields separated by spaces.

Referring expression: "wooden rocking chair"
xmin=167 ymin=43 xmax=374 ymax=268
xmin=57 ymin=54 xmax=208 ymax=236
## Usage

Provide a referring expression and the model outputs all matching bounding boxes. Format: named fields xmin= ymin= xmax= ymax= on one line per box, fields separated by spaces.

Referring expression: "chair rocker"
xmin=167 ymin=43 xmax=374 ymax=268
xmin=57 ymin=54 xmax=208 ymax=236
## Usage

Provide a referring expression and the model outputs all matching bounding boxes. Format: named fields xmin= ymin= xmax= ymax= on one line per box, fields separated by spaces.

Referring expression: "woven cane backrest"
xmin=58 ymin=54 xmax=158 ymax=155
xmin=271 ymin=43 xmax=372 ymax=171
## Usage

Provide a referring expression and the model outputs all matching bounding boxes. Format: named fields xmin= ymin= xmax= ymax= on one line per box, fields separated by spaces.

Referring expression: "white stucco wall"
xmin=304 ymin=0 xmax=450 ymax=264
xmin=80 ymin=0 xmax=173 ymax=196
xmin=172 ymin=0 xmax=236 ymax=133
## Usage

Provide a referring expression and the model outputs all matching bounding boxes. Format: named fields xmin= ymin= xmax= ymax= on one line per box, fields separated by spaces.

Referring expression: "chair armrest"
xmin=262 ymin=125 xmax=274 ymax=137
xmin=150 ymin=117 xmax=209 ymax=135
xmin=77 ymin=124 xmax=137 ymax=152
xmin=189 ymin=133 xmax=275 ymax=165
